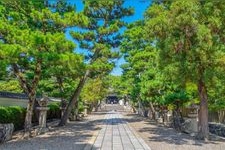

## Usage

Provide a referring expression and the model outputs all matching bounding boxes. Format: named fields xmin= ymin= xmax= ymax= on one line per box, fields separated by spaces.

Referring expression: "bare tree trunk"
xmin=197 ymin=79 xmax=209 ymax=140
xmin=58 ymin=70 xmax=90 ymax=126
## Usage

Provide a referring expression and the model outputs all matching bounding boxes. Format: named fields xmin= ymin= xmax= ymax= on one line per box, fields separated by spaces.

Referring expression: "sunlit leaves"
xmin=81 ymin=77 xmax=108 ymax=104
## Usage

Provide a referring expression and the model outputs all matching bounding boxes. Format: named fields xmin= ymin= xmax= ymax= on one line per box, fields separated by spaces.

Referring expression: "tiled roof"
xmin=0 ymin=91 xmax=61 ymax=102
xmin=0 ymin=91 xmax=42 ymax=99
xmin=0 ymin=91 xmax=29 ymax=99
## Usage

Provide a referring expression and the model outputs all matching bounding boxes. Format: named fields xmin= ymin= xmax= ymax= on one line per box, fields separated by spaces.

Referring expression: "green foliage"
xmin=145 ymin=1 xmax=225 ymax=85
xmin=78 ymin=101 xmax=85 ymax=113
xmin=0 ymin=106 xmax=26 ymax=130
xmin=7 ymin=106 xmax=26 ymax=130
xmin=0 ymin=104 xmax=60 ymax=130
xmin=0 ymin=80 xmax=22 ymax=93
xmin=0 ymin=1 xmax=89 ymax=130
xmin=47 ymin=103 xmax=61 ymax=119
xmin=164 ymin=90 xmax=190 ymax=105
xmin=81 ymin=77 xmax=108 ymax=104
xmin=0 ymin=0 xmax=224 ymax=136
xmin=0 ymin=107 xmax=10 ymax=123
xmin=120 ymin=1 xmax=225 ymax=124
xmin=70 ymin=0 xmax=134 ymax=77
xmin=106 ymin=75 xmax=125 ymax=98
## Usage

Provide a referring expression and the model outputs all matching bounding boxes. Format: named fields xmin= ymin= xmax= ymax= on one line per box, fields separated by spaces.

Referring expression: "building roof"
xmin=0 ymin=91 xmax=60 ymax=101
xmin=0 ymin=91 xmax=29 ymax=99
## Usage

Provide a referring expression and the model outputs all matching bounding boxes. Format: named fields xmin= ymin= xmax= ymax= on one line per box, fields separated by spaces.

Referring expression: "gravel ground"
xmin=0 ymin=112 xmax=106 ymax=150
xmin=2 ymin=105 xmax=225 ymax=150
xmin=125 ymin=113 xmax=225 ymax=150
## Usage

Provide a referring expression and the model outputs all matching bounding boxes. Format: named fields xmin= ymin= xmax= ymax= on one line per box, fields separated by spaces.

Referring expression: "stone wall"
xmin=209 ymin=122 xmax=225 ymax=137
xmin=0 ymin=123 xmax=14 ymax=143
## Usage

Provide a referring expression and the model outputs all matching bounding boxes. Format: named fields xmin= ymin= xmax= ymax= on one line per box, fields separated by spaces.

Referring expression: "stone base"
xmin=209 ymin=122 xmax=225 ymax=137
xmin=35 ymin=127 xmax=49 ymax=135
xmin=181 ymin=118 xmax=198 ymax=134
xmin=0 ymin=123 xmax=14 ymax=143
xmin=69 ymin=114 xmax=77 ymax=121
xmin=157 ymin=117 xmax=163 ymax=123
xmin=70 ymin=113 xmax=84 ymax=121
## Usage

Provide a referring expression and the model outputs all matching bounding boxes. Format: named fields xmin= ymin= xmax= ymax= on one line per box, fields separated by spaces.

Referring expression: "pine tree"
xmin=59 ymin=0 xmax=133 ymax=126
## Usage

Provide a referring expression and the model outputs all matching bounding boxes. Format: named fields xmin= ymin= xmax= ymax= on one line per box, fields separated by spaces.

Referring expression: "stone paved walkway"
xmin=85 ymin=111 xmax=151 ymax=150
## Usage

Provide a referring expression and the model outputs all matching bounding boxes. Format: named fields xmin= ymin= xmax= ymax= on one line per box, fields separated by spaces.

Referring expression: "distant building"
xmin=106 ymin=94 xmax=118 ymax=104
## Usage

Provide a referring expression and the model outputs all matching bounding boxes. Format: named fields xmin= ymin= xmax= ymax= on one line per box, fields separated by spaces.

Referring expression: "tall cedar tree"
xmin=145 ymin=1 xmax=225 ymax=139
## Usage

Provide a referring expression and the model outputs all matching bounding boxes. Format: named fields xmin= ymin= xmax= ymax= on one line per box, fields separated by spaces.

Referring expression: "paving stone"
xmin=90 ymin=111 xmax=151 ymax=150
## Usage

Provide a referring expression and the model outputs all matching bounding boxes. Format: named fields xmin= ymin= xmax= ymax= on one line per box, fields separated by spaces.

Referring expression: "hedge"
xmin=47 ymin=102 xmax=61 ymax=119
xmin=0 ymin=106 xmax=26 ymax=130
xmin=0 ymin=103 xmax=61 ymax=131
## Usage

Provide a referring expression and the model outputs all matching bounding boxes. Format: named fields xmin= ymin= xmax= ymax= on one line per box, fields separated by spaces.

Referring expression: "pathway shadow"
xmin=124 ymin=113 xmax=225 ymax=147
xmin=0 ymin=114 xmax=105 ymax=150
xmin=1 ymin=136 xmax=98 ymax=150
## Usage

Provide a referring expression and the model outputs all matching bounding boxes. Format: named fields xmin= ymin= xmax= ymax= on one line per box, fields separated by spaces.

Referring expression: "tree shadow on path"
xmin=125 ymin=113 xmax=225 ymax=147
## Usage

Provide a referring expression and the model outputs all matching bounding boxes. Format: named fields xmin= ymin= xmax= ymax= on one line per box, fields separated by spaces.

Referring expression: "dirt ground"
xmin=0 ymin=112 xmax=106 ymax=150
xmin=125 ymin=113 xmax=225 ymax=150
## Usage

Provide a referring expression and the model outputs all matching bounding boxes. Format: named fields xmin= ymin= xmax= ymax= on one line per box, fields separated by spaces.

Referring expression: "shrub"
xmin=47 ymin=102 xmax=61 ymax=119
xmin=78 ymin=102 xmax=85 ymax=113
xmin=0 ymin=106 xmax=26 ymax=130
xmin=8 ymin=106 xmax=26 ymax=130
xmin=0 ymin=106 xmax=10 ymax=123
xmin=0 ymin=103 xmax=61 ymax=131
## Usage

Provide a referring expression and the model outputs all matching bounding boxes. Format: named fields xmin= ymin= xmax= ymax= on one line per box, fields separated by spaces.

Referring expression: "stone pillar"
xmin=84 ymin=107 xmax=87 ymax=116
xmin=155 ymin=111 xmax=159 ymax=120
xmin=37 ymin=107 xmax=49 ymax=129
xmin=163 ymin=110 xmax=169 ymax=125
xmin=166 ymin=111 xmax=173 ymax=125
xmin=0 ymin=123 xmax=14 ymax=143
xmin=187 ymin=112 xmax=198 ymax=133
xmin=83 ymin=102 xmax=88 ymax=117
xmin=36 ymin=95 xmax=49 ymax=135
xmin=188 ymin=105 xmax=199 ymax=133
xmin=60 ymin=107 xmax=66 ymax=118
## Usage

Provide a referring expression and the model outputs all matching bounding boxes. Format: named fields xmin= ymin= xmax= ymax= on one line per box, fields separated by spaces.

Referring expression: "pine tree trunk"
xmin=57 ymin=77 xmax=64 ymax=100
xmin=12 ymin=60 xmax=42 ymax=137
xmin=95 ymin=103 xmax=99 ymax=112
xmin=149 ymin=102 xmax=156 ymax=120
xmin=33 ymin=99 xmax=39 ymax=122
xmin=58 ymin=70 xmax=90 ymax=126
xmin=24 ymin=92 xmax=36 ymax=135
xmin=197 ymin=79 xmax=209 ymax=140
xmin=74 ymin=101 xmax=79 ymax=121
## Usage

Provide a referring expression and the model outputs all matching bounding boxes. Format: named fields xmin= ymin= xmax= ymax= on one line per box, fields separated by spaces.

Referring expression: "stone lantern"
xmin=36 ymin=94 xmax=49 ymax=134
xmin=187 ymin=104 xmax=199 ymax=118
xmin=184 ymin=104 xmax=199 ymax=133
xmin=83 ymin=101 xmax=88 ymax=117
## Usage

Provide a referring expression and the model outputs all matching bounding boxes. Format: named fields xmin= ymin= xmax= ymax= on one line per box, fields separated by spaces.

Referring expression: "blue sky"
xmin=66 ymin=0 xmax=151 ymax=76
